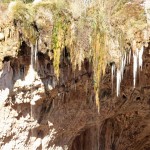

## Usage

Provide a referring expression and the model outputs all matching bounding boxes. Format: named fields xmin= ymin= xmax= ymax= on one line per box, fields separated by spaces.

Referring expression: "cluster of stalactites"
xmin=131 ymin=28 xmax=149 ymax=88
xmin=110 ymin=0 xmax=150 ymax=97
xmin=112 ymin=36 xmax=148 ymax=97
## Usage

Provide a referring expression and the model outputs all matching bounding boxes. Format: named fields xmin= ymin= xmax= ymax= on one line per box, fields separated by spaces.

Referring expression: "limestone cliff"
xmin=0 ymin=0 xmax=150 ymax=150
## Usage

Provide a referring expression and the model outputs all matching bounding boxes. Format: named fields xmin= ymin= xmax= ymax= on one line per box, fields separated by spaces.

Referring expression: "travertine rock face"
xmin=0 ymin=1 xmax=150 ymax=150
xmin=71 ymin=46 xmax=150 ymax=150
xmin=0 ymin=39 xmax=149 ymax=150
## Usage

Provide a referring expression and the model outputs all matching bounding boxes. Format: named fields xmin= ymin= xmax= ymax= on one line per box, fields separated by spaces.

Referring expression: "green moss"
xmin=52 ymin=11 xmax=70 ymax=78
xmin=9 ymin=1 xmax=38 ymax=44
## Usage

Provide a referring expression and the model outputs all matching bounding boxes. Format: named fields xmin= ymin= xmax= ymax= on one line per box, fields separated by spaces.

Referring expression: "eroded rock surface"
xmin=0 ymin=1 xmax=150 ymax=150
xmin=0 ymin=41 xmax=149 ymax=150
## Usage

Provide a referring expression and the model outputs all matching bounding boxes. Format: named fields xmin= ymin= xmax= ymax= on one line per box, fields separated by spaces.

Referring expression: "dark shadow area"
xmin=70 ymin=118 xmax=120 ymax=150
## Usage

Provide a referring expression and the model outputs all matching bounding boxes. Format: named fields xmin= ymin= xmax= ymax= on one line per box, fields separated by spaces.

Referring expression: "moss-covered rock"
xmin=0 ymin=0 xmax=149 ymax=108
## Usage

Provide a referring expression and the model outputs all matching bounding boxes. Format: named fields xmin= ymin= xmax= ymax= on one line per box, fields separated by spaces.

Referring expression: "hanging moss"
xmin=52 ymin=11 xmax=70 ymax=78
xmin=9 ymin=1 xmax=38 ymax=44
xmin=92 ymin=28 xmax=107 ymax=112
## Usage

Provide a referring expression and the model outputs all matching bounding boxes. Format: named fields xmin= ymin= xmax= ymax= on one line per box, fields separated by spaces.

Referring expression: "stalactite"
xmin=35 ymin=40 xmax=38 ymax=65
xmin=133 ymin=48 xmax=138 ymax=79
xmin=116 ymin=52 xmax=126 ymax=96
xmin=111 ymin=64 xmax=115 ymax=94
xmin=139 ymin=46 xmax=144 ymax=70
xmin=129 ymin=49 xmax=131 ymax=64
xmin=116 ymin=69 xmax=121 ymax=97
xmin=121 ymin=57 xmax=124 ymax=79
xmin=24 ymin=44 xmax=35 ymax=85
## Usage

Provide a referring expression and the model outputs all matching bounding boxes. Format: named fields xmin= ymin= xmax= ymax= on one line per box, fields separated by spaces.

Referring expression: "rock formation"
xmin=0 ymin=0 xmax=150 ymax=150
